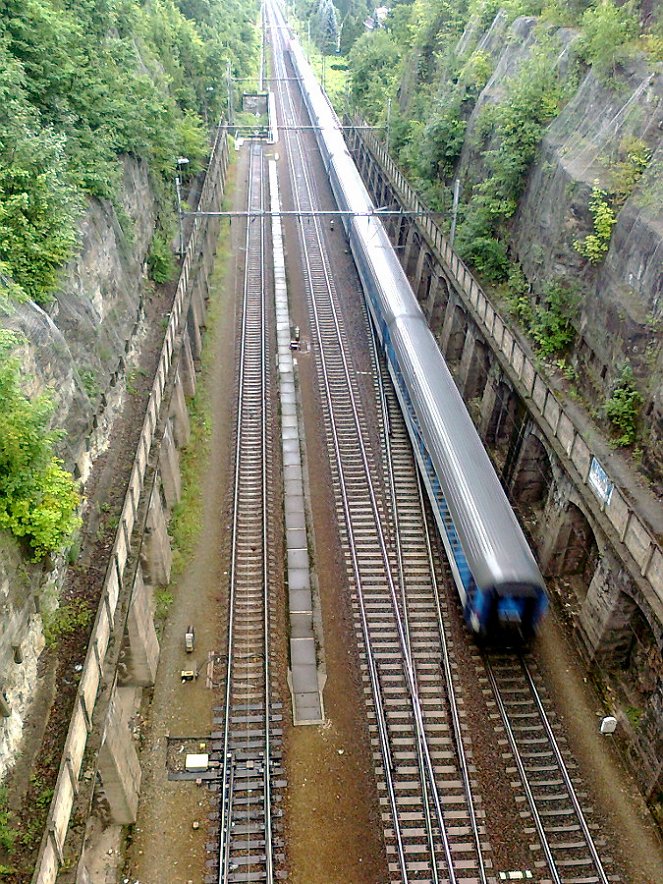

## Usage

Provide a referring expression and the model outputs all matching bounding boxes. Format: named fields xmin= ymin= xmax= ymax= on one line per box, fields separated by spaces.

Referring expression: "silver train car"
xmin=279 ymin=8 xmax=548 ymax=638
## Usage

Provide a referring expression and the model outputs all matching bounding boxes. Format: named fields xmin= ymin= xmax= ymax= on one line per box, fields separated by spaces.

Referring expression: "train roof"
xmin=390 ymin=316 xmax=544 ymax=591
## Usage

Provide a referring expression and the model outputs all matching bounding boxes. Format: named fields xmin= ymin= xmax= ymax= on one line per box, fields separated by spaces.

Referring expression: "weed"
xmin=79 ymin=368 xmax=100 ymax=400
xmin=0 ymin=787 xmax=17 ymax=853
xmin=604 ymin=363 xmax=643 ymax=446
xmin=531 ymin=278 xmax=579 ymax=357
xmin=42 ymin=598 xmax=93 ymax=648
xmin=154 ymin=588 xmax=174 ymax=621
xmin=625 ymin=705 xmax=643 ymax=728
xmin=574 ymin=183 xmax=617 ymax=263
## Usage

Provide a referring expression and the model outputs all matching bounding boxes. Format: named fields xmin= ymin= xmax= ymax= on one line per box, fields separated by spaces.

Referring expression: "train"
xmin=271 ymin=2 xmax=548 ymax=639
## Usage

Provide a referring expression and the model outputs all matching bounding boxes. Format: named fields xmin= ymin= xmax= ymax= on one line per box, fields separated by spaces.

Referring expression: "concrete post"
xmin=170 ymin=374 xmax=191 ymax=448
xmin=402 ymin=225 xmax=417 ymax=278
xmin=413 ymin=247 xmax=427 ymax=301
xmin=478 ymin=369 xmax=500 ymax=441
xmin=579 ymin=558 xmax=637 ymax=664
xmin=187 ymin=302 xmax=203 ymax=363
xmin=124 ymin=565 xmax=159 ymax=686
xmin=192 ymin=274 xmax=207 ymax=327
xmin=537 ymin=497 xmax=568 ymax=576
xmin=180 ymin=333 xmax=197 ymax=399
xmin=158 ymin=421 xmax=181 ymax=511
xmin=439 ymin=292 xmax=460 ymax=356
xmin=141 ymin=486 xmax=172 ymax=587
xmin=426 ymin=273 xmax=442 ymax=323
xmin=458 ymin=327 xmax=478 ymax=396
xmin=97 ymin=692 xmax=141 ymax=824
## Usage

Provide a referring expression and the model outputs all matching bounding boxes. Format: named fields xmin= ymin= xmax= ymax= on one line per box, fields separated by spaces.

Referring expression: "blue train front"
xmin=283 ymin=8 xmax=548 ymax=641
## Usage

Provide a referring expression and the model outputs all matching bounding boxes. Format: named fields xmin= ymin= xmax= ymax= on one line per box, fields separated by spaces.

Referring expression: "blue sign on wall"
xmin=588 ymin=456 xmax=613 ymax=506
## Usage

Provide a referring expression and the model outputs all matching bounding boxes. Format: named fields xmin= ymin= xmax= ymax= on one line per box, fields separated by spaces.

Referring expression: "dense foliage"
xmin=604 ymin=364 xmax=643 ymax=446
xmin=0 ymin=0 xmax=257 ymax=557
xmin=0 ymin=331 xmax=81 ymax=559
xmin=297 ymin=0 xmax=373 ymax=55
xmin=343 ymin=0 xmax=657 ymax=243
xmin=0 ymin=0 xmax=258 ymax=306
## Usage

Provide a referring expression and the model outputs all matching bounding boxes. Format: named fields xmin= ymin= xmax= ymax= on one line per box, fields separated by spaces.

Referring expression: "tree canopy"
xmin=0 ymin=0 xmax=258 ymax=306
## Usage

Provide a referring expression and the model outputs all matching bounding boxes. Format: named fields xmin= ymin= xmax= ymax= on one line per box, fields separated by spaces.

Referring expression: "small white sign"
xmin=588 ymin=456 xmax=613 ymax=506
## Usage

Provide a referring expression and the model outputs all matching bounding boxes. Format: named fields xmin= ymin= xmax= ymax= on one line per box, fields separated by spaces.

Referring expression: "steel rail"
xmin=370 ymin=327 xmax=440 ymax=884
xmin=485 ymin=660 xmax=563 ymax=884
xmin=415 ymin=465 xmax=488 ymax=882
xmin=375 ymin=334 xmax=488 ymax=882
xmin=520 ymin=657 xmax=610 ymax=884
xmin=267 ymin=8 xmax=413 ymax=879
xmin=218 ymin=142 xmax=273 ymax=884
xmin=268 ymin=7 xmax=460 ymax=880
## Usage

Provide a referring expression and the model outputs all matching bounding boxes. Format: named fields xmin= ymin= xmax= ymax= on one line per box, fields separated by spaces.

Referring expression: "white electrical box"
xmin=600 ymin=715 xmax=617 ymax=734
xmin=185 ymin=753 xmax=209 ymax=772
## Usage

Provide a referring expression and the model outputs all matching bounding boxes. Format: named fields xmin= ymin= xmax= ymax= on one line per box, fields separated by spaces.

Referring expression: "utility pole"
xmin=226 ymin=60 xmax=234 ymax=126
xmin=450 ymin=178 xmax=461 ymax=247
xmin=176 ymin=156 xmax=189 ymax=257
xmin=386 ymin=97 xmax=392 ymax=154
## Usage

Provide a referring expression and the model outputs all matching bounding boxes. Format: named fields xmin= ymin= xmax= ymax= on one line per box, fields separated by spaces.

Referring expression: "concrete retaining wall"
xmin=31 ymin=126 xmax=229 ymax=884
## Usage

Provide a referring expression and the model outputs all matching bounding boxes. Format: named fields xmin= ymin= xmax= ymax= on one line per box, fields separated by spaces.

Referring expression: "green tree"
xmin=348 ymin=29 xmax=402 ymax=122
xmin=0 ymin=332 xmax=81 ymax=559
xmin=580 ymin=0 xmax=638 ymax=79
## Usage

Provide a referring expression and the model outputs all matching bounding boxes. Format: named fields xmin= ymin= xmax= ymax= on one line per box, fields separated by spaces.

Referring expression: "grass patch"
xmin=167 ymin=156 xmax=237 ymax=586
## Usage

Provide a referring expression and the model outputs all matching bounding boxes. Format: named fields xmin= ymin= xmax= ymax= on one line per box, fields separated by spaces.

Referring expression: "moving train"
xmin=273 ymin=4 xmax=548 ymax=639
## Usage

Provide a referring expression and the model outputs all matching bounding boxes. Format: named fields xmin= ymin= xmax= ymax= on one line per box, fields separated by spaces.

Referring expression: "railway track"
xmin=213 ymin=142 xmax=282 ymax=884
xmin=268 ymin=11 xmax=488 ymax=882
xmin=267 ymin=8 xmax=621 ymax=884
xmin=484 ymin=654 xmax=616 ymax=884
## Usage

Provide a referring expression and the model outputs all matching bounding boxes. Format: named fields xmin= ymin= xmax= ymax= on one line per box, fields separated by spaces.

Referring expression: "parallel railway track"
xmin=269 ymin=10 xmax=488 ymax=881
xmin=211 ymin=120 xmax=618 ymax=883
xmin=214 ymin=142 xmax=281 ymax=884
xmin=484 ymin=655 xmax=615 ymax=884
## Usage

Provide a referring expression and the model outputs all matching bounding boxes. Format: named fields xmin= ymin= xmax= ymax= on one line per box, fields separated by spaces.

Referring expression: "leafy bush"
xmin=348 ymin=30 xmax=402 ymax=123
xmin=42 ymin=598 xmax=93 ymax=648
xmin=457 ymin=231 xmax=510 ymax=282
xmin=607 ymin=136 xmax=651 ymax=205
xmin=604 ymin=363 xmax=642 ymax=446
xmin=531 ymin=278 xmax=578 ymax=356
xmin=0 ymin=786 xmax=16 ymax=853
xmin=579 ymin=0 xmax=639 ymax=80
xmin=0 ymin=331 xmax=81 ymax=559
xmin=505 ymin=262 xmax=534 ymax=323
xmin=147 ymin=231 xmax=176 ymax=284
xmin=574 ymin=184 xmax=617 ymax=263
xmin=415 ymin=96 xmax=467 ymax=181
